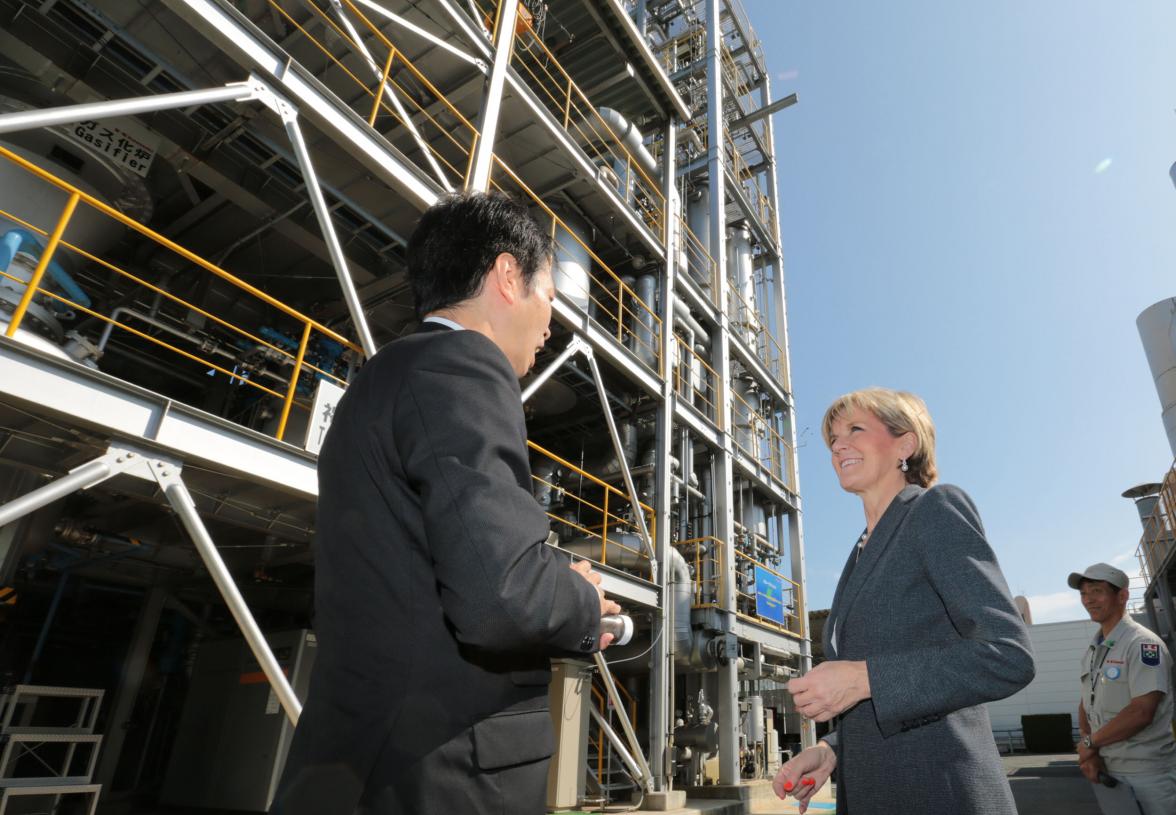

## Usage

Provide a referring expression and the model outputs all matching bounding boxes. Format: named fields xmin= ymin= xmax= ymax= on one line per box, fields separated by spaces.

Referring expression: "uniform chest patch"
xmin=1141 ymin=643 xmax=1160 ymax=667
xmin=1104 ymin=666 xmax=1121 ymax=680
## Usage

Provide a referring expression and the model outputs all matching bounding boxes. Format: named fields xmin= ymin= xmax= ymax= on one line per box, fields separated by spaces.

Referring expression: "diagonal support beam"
xmin=520 ymin=337 xmax=656 ymax=577
xmin=466 ymin=0 xmax=519 ymax=191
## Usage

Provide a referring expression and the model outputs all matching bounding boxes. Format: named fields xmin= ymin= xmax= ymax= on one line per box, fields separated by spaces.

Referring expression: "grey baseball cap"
xmin=1067 ymin=563 xmax=1129 ymax=591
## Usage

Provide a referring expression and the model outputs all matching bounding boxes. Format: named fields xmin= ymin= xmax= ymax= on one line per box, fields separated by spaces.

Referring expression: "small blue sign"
xmin=753 ymin=565 xmax=786 ymax=625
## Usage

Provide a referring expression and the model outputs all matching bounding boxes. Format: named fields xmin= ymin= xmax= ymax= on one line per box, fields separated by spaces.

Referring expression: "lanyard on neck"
xmin=1089 ymin=640 xmax=1116 ymax=707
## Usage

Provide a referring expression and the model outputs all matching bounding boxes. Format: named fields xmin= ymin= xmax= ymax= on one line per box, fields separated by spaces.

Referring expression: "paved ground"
xmin=1005 ymin=753 xmax=1101 ymax=815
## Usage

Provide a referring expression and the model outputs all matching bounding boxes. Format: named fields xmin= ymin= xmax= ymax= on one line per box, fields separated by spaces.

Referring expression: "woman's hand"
xmin=787 ymin=660 xmax=871 ymax=721
xmin=772 ymin=740 xmax=837 ymax=814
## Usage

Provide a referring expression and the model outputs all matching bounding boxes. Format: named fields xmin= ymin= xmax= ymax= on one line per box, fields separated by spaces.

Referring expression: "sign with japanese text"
xmin=67 ymin=118 xmax=159 ymax=177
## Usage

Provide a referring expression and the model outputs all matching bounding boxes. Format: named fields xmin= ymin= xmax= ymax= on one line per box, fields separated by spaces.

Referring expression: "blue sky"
xmin=742 ymin=1 xmax=1176 ymax=621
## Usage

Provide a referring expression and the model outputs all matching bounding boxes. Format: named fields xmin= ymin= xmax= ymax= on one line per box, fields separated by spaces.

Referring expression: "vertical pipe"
xmin=648 ymin=119 xmax=678 ymax=790
xmin=277 ymin=322 xmax=314 ymax=441
xmin=6 ymin=192 xmax=80 ymax=338
xmin=706 ymin=0 xmax=740 ymax=786
xmin=283 ymin=116 xmax=378 ymax=357
xmin=467 ymin=0 xmax=520 ymax=191
xmin=788 ymin=510 xmax=815 ymax=749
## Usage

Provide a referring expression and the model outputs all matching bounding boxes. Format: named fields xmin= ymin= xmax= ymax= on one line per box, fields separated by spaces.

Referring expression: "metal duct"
xmin=726 ymin=223 xmax=755 ymax=343
xmin=595 ymin=108 xmax=659 ymax=180
xmin=1122 ymin=482 xmax=1163 ymax=532
xmin=561 ymin=535 xmax=693 ymax=659
xmin=1136 ymin=298 xmax=1176 ymax=458
xmin=633 ymin=274 xmax=658 ymax=367
xmin=673 ymin=300 xmax=710 ymax=346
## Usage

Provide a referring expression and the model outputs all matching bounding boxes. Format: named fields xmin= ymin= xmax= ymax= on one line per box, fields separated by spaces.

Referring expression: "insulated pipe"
xmin=674 ymin=300 xmax=711 ymax=345
xmin=596 ymin=108 xmax=660 ymax=180
xmin=634 ymin=274 xmax=658 ymax=367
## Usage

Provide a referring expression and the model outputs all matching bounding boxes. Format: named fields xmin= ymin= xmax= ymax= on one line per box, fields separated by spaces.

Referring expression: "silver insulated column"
xmin=1136 ymin=298 xmax=1176 ymax=458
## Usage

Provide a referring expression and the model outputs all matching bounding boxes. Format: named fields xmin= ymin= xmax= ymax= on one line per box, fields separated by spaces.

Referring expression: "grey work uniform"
xmin=1080 ymin=616 xmax=1176 ymax=815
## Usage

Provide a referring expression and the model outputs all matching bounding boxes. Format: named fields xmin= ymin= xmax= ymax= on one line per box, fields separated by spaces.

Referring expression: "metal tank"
xmin=553 ymin=210 xmax=592 ymax=312
xmin=1136 ymin=298 xmax=1176 ymax=458
xmin=727 ymin=223 xmax=756 ymax=345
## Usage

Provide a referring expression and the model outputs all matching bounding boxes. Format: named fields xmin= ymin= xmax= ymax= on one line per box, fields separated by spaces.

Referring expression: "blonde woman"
xmin=773 ymin=388 xmax=1033 ymax=814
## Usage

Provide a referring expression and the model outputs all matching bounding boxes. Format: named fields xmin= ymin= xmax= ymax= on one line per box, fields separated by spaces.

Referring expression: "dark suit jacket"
xmin=271 ymin=324 xmax=600 ymax=815
xmin=823 ymin=484 xmax=1034 ymax=815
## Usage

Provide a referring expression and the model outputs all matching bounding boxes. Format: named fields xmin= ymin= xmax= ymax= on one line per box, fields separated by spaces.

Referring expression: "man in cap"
xmin=1070 ymin=562 xmax=1176 ymax=813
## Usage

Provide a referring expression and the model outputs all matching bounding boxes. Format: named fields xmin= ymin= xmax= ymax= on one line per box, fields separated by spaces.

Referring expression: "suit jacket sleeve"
xmin=867 ymin=485 xmax=1034 ymax=736
xmin=394 ymin=334 xmax=600 ymax=654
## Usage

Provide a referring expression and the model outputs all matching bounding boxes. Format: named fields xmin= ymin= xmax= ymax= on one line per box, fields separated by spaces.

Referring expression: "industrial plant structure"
xmin=0 ymin=0 xmax=809 ymax=810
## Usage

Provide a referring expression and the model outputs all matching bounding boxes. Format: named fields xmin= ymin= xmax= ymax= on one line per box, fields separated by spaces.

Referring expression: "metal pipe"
xmin=0 ymin=82 xmax=255 ymax=136
xmin=328 ymin=0 xmax=453 ymax=190
xmin=352 ymin=0 xmax=482 ymax=66
xmin=0 ymin=459 xmax=114 ymax=528
xmin=282 ymin=115 xmax=378 ymax=357
xmin=594 ymin=651 xmax=654 ymax=791
xmin=160 ymin=472 xmax=302 ymax=724
xmin=520 ymin=336 xmax=585 ymax=403
xmin=466 ymin=0 xmax=520 ymax=191
xmin=595 ymin=108 xmax=660 ymax=180
xmin=674 ymin=300 xmax=710 ymax=345
xmin=585 ymin=349 xmax=656 ymax=577
xmin=6 ymin=193 xmax=80 ymax=338
xmin=588 ymin=703 xmax=647 ymax=787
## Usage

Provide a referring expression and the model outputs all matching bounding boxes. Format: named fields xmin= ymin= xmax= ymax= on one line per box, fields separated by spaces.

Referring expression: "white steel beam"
xmin=280 ymin=110 xmax=379 ymax=357
xmin=171 ymin=0 xmax=440 ymax=209
xmin=0 ymin=82 xmax=255 ymax=136
xmin=467 ymin=0 xmax=520 ymax=191
xmin=0 ymin=339 xmax=317 ymax=498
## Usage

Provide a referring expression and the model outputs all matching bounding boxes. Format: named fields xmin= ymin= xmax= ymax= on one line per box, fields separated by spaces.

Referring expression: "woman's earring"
xmin=900 ymin=458 xmax=909 ymax=473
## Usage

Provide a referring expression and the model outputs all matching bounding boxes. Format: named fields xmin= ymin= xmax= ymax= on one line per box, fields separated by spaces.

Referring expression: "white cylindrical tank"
xmin=1136 ymin=298 xmax=1176 ymax=459
xmin=744 ymin=695 xmax=764 ymax=744
xmin=552 ymin=211 xmax=591 ymax=312
xmin=726 ymin=223 xmax=756 ymax=344
xmin=685 ymin=183 xmax=711 ymax=293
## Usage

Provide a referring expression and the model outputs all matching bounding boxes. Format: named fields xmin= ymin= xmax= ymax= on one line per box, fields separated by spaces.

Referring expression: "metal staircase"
xmin=0 ymin=685 xmax=105 ymax=814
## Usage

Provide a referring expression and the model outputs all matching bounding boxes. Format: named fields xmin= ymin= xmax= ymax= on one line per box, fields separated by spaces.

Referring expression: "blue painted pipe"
xmin=0 ymin=228 xmax=92 ymax=308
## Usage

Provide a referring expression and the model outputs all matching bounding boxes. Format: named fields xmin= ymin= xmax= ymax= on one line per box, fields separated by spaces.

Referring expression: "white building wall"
xmin=986 ymin=619 xmax=1098 ymax=732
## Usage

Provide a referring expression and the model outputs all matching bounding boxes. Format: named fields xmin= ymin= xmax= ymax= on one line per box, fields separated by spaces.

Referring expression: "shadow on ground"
xmin=1004 ymin=753 xmax=1101 ymax=815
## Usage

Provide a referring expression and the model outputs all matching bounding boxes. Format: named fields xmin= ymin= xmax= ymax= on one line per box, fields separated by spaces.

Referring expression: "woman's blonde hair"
xmin=821 ymin=387 xmax=938 ymax=487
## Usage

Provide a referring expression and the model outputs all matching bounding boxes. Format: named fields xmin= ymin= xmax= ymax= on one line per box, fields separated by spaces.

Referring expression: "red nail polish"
xmin=802 ymin=777 xmax=815 ymax=786
xmin=783 ymin=781 xmax=794 ymax=792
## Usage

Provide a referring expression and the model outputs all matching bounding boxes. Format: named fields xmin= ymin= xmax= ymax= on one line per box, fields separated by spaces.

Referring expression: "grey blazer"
xmin=822 ymin=484 xmax=1034 ymax=815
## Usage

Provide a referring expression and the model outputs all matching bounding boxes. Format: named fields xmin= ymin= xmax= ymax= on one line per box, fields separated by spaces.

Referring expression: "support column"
xmin=282 ymin=113 xmax=378 ymax=357
xmin=788 ymin=511 xmax=815 ymax=749
xmin=466 ymin=0 xmax=520 ymax=191
xmin=649 ymin=120 xmax=678 ymax=793
xmin=95 ymin=586 xmax=167 ymax=789
xmin=706 ymin=0 xmax=740 ymax=787
xmin=155 ymin=465 xmax=302 ymax=724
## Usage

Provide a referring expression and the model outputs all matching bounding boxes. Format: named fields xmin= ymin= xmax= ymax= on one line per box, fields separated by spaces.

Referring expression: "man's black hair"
xmin=406 ymin=191 xmax=555 ymax=319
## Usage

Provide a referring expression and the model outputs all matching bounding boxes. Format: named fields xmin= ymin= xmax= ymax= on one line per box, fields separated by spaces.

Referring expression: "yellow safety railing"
xmin=588 ymin=682 xmax=638 ymax=792
xmin=729 ymin=385 xmax=796 ymax=492
xmin=734 ymin=549 xmax=802 ymax=638
xmin=267 ymin=0 xmax=478 ymax=186
xmin=678 ymin=216 xmax=720 ymax=306
xmin=726 ymin=275 xmax=786 ymax=383
xmin=477 ymin=0 xmax=666 ymax=233
xmin=0 ymin=146 xmax=361 ymax=443
xmin=1136 ymin=463 xmax=1176 ymax=587
xmin=492 ymin=158 xmax=664 ymax=375
xmin=528 ymin=440 xmax=655 ymax=572
xmin=675 ymin=535 xmax=722 ymax=606
xmin=264 ymin=0 xmax=665 ymax=375
xmin=673 ymin=335 xmax=720 ymax=424
xmin=674 ymin=535 xmax=802 ymax=638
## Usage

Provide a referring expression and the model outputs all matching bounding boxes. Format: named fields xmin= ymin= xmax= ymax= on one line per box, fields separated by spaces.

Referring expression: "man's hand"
xmin=1076 ymin=739 xmax=1099 ymax=766
xmin=772 ymin=740 xmax=836 ymax=814
xmin=786 ymin=661 xmax=871 ymax=722
xmin=570 ymin=560 xmax=621 ymax=649
xmin=1078 ymin=752 xmax=1105 ymax=784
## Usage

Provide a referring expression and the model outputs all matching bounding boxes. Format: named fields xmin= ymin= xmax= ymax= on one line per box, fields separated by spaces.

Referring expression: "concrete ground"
xmin=1004 ymin=753 xmax=1101 ymax=815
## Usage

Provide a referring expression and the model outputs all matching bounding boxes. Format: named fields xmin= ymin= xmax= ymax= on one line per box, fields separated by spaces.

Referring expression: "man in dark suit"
xmin=271 ymin=192 xmax=618 ymax=815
